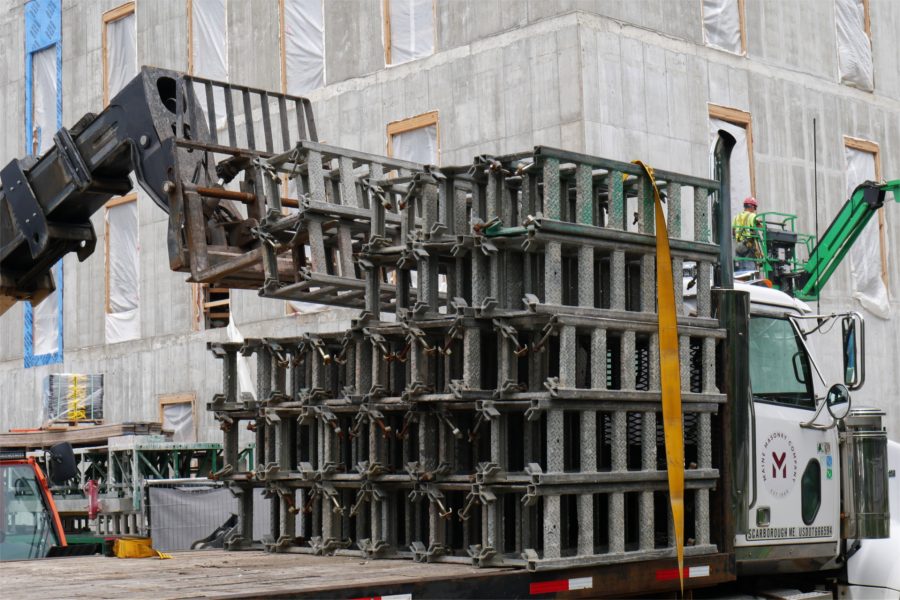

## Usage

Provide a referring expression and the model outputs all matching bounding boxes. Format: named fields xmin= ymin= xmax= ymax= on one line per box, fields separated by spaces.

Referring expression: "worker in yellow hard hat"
xmin=732 ymin=196 xmax=762 ymax=260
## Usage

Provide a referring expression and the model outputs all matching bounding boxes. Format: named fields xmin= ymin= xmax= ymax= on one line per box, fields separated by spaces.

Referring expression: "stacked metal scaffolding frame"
xmin=202 ymin=123 xmax=729 ymax=570
xmin=3 ymin=67 xmax=725 ymax=569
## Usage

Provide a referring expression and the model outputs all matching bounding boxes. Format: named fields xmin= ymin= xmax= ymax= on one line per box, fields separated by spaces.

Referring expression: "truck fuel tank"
xmin=841 ymin=407 xmax=890 ymax=539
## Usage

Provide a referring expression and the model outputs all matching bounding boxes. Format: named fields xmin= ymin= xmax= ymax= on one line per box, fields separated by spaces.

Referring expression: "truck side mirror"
xmin=826 ymin=383 xmax=851 ymax=421
xmin=841 ymin=314 xmax=865 ymax=390
xmin=47 ymin=442 xmax=76 ymax=486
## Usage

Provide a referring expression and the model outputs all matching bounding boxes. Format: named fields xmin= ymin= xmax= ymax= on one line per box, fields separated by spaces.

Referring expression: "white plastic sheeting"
xmin=42 ymin=374 xmax=104 ymax=424
xmin=709 ymin=118 xmax=752 ymax=221
xmin=226 ymin=317 xmax=256 ymax=399
xmin=192 ymin=0 xmax=228 ymax=131
xmin=32 ymin=46 xmax=61 ymax=356
xmin=388 ymin=0 xmax=434 ymax=65
xmin=162 ymin=402 xmax=195 ymax=443
xmin=287 ymin=299 xmax=328 ymax=314
xmin=392 ymin=124 xmax=437 ymax=165
xmin=845 ymin=147 xmax=889 ymax=318
xmin=32 ymin=264 xmax=60 ymax=356
xmin=32 ymin=47 xmax=56 ymax=156
xmin=106 ymin=11 xmax=136 ymax=100
xmin=284 ymin=0 xmax=325 ymax=95
xmin=105 ymin=11 xmax=139 ymax=342
xmin=106 ymin=200 xmax=141 ymax=343
xmin=192 ymin=0 xmax=227 ymax=80
xmin=835 ymin=0 xmax=874 ymax=91
xmin=702 ymin=0 xmax=742 ymax=55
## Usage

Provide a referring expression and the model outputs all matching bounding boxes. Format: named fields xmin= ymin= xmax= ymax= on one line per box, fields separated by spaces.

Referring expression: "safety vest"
xmin=732 ymin=210 xmax=759 ymax=242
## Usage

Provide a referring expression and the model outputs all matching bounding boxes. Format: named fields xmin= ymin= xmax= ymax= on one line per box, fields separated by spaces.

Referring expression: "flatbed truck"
xmin=1 ymin=67 xmax=897 ymax=598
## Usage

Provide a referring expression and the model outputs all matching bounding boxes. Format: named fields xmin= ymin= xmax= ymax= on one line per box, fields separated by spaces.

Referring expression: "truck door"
xmin=735 ymin=314 xmax=841 ymax=564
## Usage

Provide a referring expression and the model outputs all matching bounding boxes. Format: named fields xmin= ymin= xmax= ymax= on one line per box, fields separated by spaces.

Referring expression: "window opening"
xmin=702 ymin=0 xmax=746 ymax=55
xmin=709 ymin=104 xmax=755 ymax=222
xmin=835 ymin=0 xmax=874 ymax=91
xmin=843 ymin=137 xmax=888 ymax=318
xmin=387 ymin=110 xmax=439 ymax=165
xmin=159 ymin=393 xmax=197 ymax=443
xmin=384 ymin=0 xmax=435 ymax=66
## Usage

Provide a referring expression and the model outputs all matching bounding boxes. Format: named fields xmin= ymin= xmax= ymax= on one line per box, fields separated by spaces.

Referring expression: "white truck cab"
xmin=684 ymin=280 xmax=897 ymax=594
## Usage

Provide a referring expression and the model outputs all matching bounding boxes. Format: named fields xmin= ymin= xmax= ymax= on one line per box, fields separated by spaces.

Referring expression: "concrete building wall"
xmin=1 ymin=1 xmax=898 ymax=439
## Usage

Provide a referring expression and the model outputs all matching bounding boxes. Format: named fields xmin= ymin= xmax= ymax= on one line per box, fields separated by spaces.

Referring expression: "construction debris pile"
xmin=192 ymin=73 xmax=728 ymax=570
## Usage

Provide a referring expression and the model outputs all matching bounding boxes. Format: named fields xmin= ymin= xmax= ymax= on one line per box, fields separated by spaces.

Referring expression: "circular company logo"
xmin=759 ymin=431 xmax=798 ymax=498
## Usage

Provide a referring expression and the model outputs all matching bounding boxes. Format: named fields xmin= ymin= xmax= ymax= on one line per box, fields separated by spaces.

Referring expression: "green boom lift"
xmin=734 ymin=179 xmax=899 ymax=301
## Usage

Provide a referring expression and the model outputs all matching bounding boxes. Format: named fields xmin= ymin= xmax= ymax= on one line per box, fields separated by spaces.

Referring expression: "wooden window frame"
xmin=382 ymin=0 xmax=437 ymax=66
xmin=186 ymin=0 xmax=195 ymax=75
xmin=102 ymin=2 xmax=136 ymax=107
xmin=862 ymin=0 xmax=871 ymax=39
xmin=701 ymin=0 xmax=747 ymax=56
xmin=843 ymin=135 xmax=887 ymax=287
xmin=158 ymin=392 xmax=198 ymax=441
xmin=708 ymin=104 xmax=756 ymax=198
xmin=737 ymin=0 xmax=747 ymax=55
xmin=191 ymin=283 xmax=231 ymax=331
xmin=386 ymin=110 xmax=440 ymax=163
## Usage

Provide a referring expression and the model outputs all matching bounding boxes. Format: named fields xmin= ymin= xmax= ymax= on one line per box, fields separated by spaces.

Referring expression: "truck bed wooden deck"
xmin=0 ymin=550 xmax=510 ymax=599
xmin=0 ymin=549 xmax=733 ymax=598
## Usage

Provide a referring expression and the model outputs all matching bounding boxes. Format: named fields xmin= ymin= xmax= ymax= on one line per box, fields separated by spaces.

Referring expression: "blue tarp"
xmin=23 ymin=0 xmax=63 ymax=368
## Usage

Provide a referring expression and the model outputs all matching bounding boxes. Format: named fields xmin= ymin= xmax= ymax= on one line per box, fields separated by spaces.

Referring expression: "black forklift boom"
xmin=0 ymin=66 xmax=316 ymax=314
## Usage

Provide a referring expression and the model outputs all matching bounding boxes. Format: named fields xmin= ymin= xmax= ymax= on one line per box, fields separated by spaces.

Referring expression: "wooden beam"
xmin=203 ymin=298 xmax=231 ymax=308
xmin=383 ymin=0 xmax=392 ymax=66
xmin=843 ymin=135 xmax=879 ymax=155
xmin=863 ymin=0 xmax=871 ymax=38
xmin=0 ymin=422 xmax=163 ymax=449
xmin=737 ymin=0 xmax=747 ymax=55
xmin=708 ymin=104 xmax=751 ymax=125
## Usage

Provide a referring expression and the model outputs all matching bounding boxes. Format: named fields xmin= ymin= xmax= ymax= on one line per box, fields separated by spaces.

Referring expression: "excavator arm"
xmin=796 ymin=179 xmax=899 ymax=301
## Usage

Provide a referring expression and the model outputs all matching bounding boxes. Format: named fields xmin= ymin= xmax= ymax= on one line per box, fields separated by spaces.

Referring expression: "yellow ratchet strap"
xmin=632 ymin=160 xmax=685 ymax=592
xmin=113 ymin=536 xmax=173 ymax=559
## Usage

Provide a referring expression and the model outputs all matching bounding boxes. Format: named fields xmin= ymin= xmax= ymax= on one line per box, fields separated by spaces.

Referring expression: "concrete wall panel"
xmin=324 ymin=0 xmax=383 ymax=84
xmin=227 ymin=0 xmax=280 ymax=91
xmin=871 ymin=0 xmax=900 ymax=98
xmin=136 ymin=0 xmax=187 ymax=72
